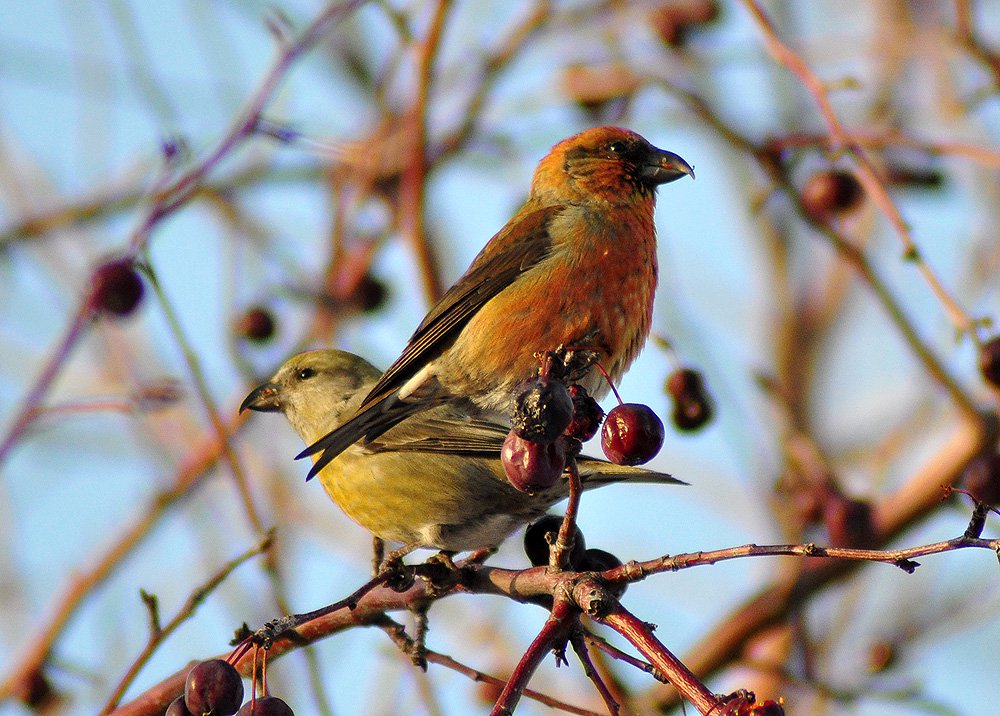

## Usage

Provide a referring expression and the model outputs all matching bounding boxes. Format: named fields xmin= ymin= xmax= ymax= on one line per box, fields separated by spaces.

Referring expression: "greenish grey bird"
xmin=241 ymin=349 xmax=684 ymax=552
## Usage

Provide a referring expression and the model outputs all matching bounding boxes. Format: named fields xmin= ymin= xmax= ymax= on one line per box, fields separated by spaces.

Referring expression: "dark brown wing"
xmin=357 ymin=204 xmax=563 ymax=410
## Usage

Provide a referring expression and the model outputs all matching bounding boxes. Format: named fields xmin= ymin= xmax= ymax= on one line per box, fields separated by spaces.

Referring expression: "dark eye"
xmin=296 ymin=367 xmax=317 ymax=381
xmin=607 ymin=140 xmax=628 ymax=154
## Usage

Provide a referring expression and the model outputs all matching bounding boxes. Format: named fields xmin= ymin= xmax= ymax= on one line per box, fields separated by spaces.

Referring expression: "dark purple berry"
xmin=235 ymin=306 xmax=276 ymax=343
xmin=565 ymin=385 xmax=605 ymax=442
xmin=184 ymin=659 xmax=243 ymax=716
xmin=511 ymin=376 xmax=573 ymax=444
xmin=167 ymin=696 xmax=195 ymax=716
xmin=823 ymin=493 xmax=876 ymax=548
xmin=236 ymin=696 xmax=294 ymax=716
xmin=666 ymin=368 xmax=713 ymax=431
xmin=601 ymin=404 xmax=664 ymax=466
xmin=502 ymin=431 xmax=565 ymax=493
xmin=352 ymin=273 xmax=388 ymax=313
xmin=89 ymin=258 xmax=144 ymax=317
xmin=979 ymin=336 xmax=1000 ymax=388
xmin=801 ymin=170 xmax=865 ymax=221
xmin=963 ymin=451 xmax=1000 ymax=506
xmin=523 ymin=515 xmax=586 ymax=568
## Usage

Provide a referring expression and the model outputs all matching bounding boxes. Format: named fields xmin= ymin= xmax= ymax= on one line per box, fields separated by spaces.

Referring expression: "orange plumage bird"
xmin=300 ymin=126 xmax=693 ymax=479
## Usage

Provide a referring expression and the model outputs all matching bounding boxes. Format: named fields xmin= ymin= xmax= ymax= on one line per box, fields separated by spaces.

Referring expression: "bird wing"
xmin=369 ymin=417 xmax=509 ymax=456
xmin=357 ymin=204 xmax=562 ymax=411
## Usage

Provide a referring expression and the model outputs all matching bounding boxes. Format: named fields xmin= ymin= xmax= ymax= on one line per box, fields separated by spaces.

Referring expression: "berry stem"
xmin=594 ymin=362 xmax=623 ymax=405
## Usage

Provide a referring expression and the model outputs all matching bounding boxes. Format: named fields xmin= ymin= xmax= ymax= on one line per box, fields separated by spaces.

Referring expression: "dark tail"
xmin=296 ymin=393 xmax=430 ymax=480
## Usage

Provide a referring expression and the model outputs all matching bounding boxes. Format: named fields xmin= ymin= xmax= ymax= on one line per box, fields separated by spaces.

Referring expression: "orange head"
xmin=529 ymin=126 xmax=694 ymax=206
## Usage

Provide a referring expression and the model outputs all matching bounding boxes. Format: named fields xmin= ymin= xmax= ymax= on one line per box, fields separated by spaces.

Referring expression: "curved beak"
xmin=240 ymin=382 xmax=282 ymax=413
xmin=640 ymin=148 xmax=695 ymax=185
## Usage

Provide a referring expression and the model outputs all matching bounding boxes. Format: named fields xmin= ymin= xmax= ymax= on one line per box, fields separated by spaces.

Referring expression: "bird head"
xmin=531 ymin=126 xmax=693 ymax=205
xmin=241 ymin=349 xmax=381 ymax=442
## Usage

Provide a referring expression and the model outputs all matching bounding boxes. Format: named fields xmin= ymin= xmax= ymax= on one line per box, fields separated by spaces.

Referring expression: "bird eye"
xmin=607 ymin=140 xmax=628 ymax=154
xmin=297 ymin=367 xmax=317 ymax=381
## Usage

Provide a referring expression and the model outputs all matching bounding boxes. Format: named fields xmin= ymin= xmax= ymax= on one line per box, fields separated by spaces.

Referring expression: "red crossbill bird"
xmin=241 ymin=350 xmax=685 ymax=552
xmin=299 ymin=126 xmax=693 ymax=480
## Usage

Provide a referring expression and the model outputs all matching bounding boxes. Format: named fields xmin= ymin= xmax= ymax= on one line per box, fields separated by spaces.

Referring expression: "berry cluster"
xmin=499 ymin=354 xmax=668 ymax=492
xmin=166 ymin=659 xmax=293 ymax=716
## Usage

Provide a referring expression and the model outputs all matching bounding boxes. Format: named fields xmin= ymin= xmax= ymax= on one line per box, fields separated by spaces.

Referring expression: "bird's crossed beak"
xmin=240 ymin=382 xmax=282 ymax=413
xmin=640 ymin=148 xmax=695 ymax=185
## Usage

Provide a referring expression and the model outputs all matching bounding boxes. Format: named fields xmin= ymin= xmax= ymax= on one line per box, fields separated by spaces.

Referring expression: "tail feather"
xmin=296 ymin=394 xmax=430 ymax=480
xmin=577 ymin=458 xmax=687 ymax=488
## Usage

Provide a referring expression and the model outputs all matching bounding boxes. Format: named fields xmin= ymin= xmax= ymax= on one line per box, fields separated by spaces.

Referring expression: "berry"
xmin=979 ymin=336 xmax=1000 ymax=387
xmin=511 ymin=376 xmax=573 ymax=444
xmin=649 ymin=0 xmax=720 ymax=47
xmin=89 ymin=258 xmax=144 ymax=317
xmin=823 ymin=493 xmax=876 ymax=548
xmin=167 ymin=696 xmax=194 ymax=716
xmin=749 ymin=700 xmax=785 ymax=716
xmin=524 ymin=515 xmax=586 ymax=568
xmin=235 ymin=307 xmax=276 ymax=343
xmin=962 ymin=451 xmax=1000 ymax=506
xmin=801 ymin=170 xmax=865 ymax=221
xmin=665 ymin=368 xmax=713 ymax=431
xmin=352 ymin=273 xmax=388 ymax=313
xmin=236 ymin=696 xmax=294 ymax=716
xmin=565 ymin=385 xmax=605 ymax=442
xmin=184 ymin=659 xmax=243 ymax=716
xmin=501 ymin=431 xmax=565 ymax=493
xmin=601 ymin=404 xmax=664 ymax=466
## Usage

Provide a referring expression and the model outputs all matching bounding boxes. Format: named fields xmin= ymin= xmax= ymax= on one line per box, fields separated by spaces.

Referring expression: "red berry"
xmin=565 ymin=385 xmax=605 ymax=442
xmin=236 ymin=696 xmax=294 ymax=716
xmin=749 ymin=700 xmax=785 ymax=716
xmin=235 ymin=306 xmax=276 ymax=343
xmin=167 ymin=696 xmax=194 ymax=716
xmin=89 ymin=258 xmax=144 ymax=317
xmin=962 ymin=451 xmax=1000 ymax=506
xmin=666 ymin=368 xmax=713 ymax=431
xmin=502 ymin=431 xmax=565 ymax=493
xmin=523 ymin=515 xmax=586 ymax=568
xmin=184 ymin=659 xmax=243 ymax=716
xmin=801 ymin=170 xmax=865 ymax=221
xmin=511 ymin=376 xmax=573 ymax=444
xmin=979 ymin=336 xmax=1000 ymax=387
xmin=601 ymin=404 xmax=664 ymax=466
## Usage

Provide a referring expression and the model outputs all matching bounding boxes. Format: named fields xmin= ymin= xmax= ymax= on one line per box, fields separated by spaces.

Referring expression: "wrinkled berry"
xmin=524 ymin=514 xmax=586 ymax=568
xmin=601 ymin=404 xmax=664 ymax=466
xmin=565 ymin=385 xmax=605 ymax=442
xmin=511 ymin=376 xmax=573 ymax=444
xmin=502 ymin=431 xmax=565 ymax=493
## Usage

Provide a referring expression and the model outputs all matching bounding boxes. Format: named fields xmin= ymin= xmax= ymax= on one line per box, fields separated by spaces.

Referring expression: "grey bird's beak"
xmin=640 ymin=148 xmax=695 ymax=185
xmin=240 ymin=382 xmax=282 ymax=413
